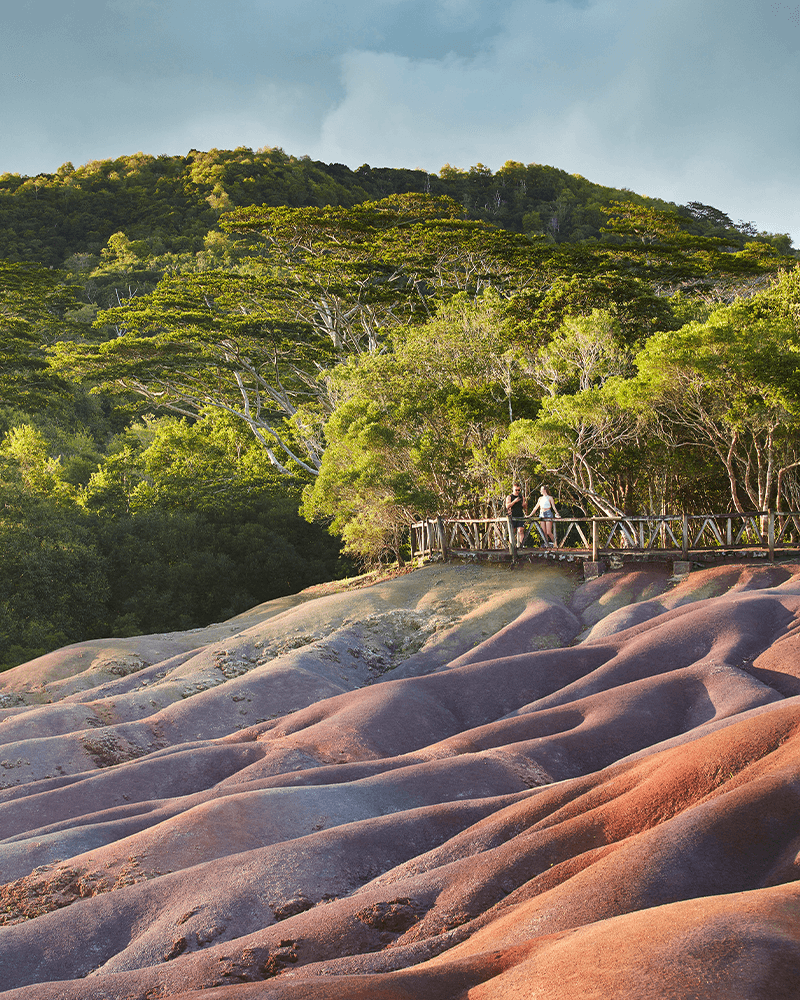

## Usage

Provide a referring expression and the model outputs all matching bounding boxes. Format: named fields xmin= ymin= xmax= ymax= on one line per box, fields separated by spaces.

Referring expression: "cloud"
xmin=315 ymin=0 xmax=800 ymax=239
xmin=0 ymin=0 xmax=515 ymax=170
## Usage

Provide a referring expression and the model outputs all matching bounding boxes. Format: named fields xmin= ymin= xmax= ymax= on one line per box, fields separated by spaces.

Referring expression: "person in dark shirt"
xmin=505 ymin=482 xmax=528 ymax=547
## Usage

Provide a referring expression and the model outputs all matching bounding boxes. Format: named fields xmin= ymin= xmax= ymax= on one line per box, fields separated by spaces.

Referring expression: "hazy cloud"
xmin=315 ymin=0 xmax=800 ymax=238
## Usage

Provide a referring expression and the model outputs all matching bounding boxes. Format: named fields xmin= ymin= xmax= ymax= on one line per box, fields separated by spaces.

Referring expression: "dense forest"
xmin=1 ymin=145 xmax=798 ymax=669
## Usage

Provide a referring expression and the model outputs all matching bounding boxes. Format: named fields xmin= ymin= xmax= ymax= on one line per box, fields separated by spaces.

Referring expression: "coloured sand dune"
xmin=2 ymin=561 xmax=800 ymax=999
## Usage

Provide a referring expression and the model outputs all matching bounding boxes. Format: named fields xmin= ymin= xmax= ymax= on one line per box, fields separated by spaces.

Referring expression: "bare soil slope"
xmin=2 ymin=561 xmax=800 ymax=999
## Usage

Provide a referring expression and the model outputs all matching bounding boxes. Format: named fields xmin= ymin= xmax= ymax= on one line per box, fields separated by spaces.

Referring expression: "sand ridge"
xmin=1 ymin=560 xmax=800 ymax=998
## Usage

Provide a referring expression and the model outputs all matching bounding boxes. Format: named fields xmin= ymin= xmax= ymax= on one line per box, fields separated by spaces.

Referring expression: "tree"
xmin=602 ymin=201 xmax=686 ymax=245
xmin=81 ymin=411 xmax=342 ymax=633
xmin=0 ymin=407 xmax=344 ymax=668
xmin=599 ymin=201 xmax=792 ymax=301
xmin=220 ymin=193 xmax=540 ymax=344
xmin=303 ymin=292 xmax=530 ymax=562
xmin=55 ymin=195 xmax=545 ymax=476
xmin=503 ymin=269 xmax=800 ymax=516
xmin=502 ymin=380 xmax=654 ymax=517
xmin=0 ymin=261 xmax=78 ymax=406
xmin=525 ymin=270 xmax=677 ymax=345
xmin=0 ymin=437 xmax=108 ymax=669
xmin=55 ymin=269 xmax=331 ymax=475
xmin=528 ymin=309 xmax=634 ymax=397
xmin=632 ymin=268 xmax=800 ymax=512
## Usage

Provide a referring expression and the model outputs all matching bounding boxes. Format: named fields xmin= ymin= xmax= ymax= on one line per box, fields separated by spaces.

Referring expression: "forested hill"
xmin=1 ymin=144 xmax=799 ymax=673
xmin=0 ymin=146 xmax=792 ymax=268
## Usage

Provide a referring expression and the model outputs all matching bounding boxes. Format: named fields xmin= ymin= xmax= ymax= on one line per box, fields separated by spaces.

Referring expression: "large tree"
xmin=55 ymin=269 xmax=331 ymax=475
xmin=303 ymin=291 xmax=529 ymax=561
xmin=0 ymin=261 xmax=78 ymax=407
xmin=54 ymin=195 xmax=545 ymax=475
xmin=505 ymin=268 xmax=800 ymax=516
xmin=632 ymin=267 xmax=800 ymax=512
xmin=503 ymin=381 xmax=656 ymax=517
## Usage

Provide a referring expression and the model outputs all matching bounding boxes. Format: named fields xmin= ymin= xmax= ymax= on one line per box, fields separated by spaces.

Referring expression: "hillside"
xmin=1 ymin=147 xmax=790 ymax=268
xmin=2 ymin=559 xmax=800 ymax=998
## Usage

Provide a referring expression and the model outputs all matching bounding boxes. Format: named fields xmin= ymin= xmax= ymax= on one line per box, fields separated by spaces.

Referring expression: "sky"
xmin=1 ymin=0 xmax=799 ymax=243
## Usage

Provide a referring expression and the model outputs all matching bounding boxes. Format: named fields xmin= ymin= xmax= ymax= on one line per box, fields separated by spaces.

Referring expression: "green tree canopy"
xmin=0 ymin=261 xmax=79 ymax=407
xmin=303 ymin=291 xmax=533 ymax=560
xmin=504 ymin=267 xmax=800 ymax=516
xmin=54 ymin=195 xmax=549 ymax=476
xmin=631 ymin=267 xmax=800 ymax=511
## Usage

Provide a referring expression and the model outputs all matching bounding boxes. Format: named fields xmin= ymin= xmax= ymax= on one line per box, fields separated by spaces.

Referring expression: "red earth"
xmin=1 ymin=560 xmax=800 ymax=999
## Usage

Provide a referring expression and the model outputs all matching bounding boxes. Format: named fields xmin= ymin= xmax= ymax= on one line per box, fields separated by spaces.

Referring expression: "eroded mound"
xmin=2 ymin=561 xmax=800 ymax=999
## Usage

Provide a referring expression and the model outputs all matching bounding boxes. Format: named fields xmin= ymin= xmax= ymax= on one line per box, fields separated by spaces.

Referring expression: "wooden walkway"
xmin=410 ymin=512 xmax=800 ymax=575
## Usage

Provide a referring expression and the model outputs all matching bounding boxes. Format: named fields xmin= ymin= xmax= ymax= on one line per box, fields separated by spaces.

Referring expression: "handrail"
xmin=410 ymin=511 xmax=800 ymax=562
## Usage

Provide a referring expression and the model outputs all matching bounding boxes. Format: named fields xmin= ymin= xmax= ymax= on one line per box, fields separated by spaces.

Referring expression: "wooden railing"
xmin=410 ymin=511 xmax=800 ymax=562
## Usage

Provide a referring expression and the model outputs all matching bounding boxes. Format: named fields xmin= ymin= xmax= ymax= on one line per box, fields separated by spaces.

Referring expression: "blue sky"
xmin=1 ymin=0 xmax=798 ymax=242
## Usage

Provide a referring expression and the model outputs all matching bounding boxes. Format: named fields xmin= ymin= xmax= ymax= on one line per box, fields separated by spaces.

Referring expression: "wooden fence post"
xmin=768 ymin=510 xmax=775 ymax=562
xmin=682 ymin=513 xmax=689 ymax=559
xmin=592 ymin=519 xmax=599 ymax=562
xmin=506 ymin=515 xmax=517 ymax=557
xmin=436 ymin=516 xmax=448 ymax=560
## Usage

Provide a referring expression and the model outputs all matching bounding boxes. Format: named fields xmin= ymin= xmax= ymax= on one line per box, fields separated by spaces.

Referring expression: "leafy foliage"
xmin=0 ymin=261 xmax=80 ymax=407
xmin=303 ymin=292 xmax=535 ymax=560
xmin=0 ymin=412 xmax=342 ymax=669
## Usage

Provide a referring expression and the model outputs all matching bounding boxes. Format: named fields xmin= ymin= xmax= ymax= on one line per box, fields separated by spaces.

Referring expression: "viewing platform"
xmin=410 ymin=512 xmax=800 ymax=578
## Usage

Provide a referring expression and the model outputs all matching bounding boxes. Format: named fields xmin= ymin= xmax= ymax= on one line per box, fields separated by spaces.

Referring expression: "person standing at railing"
xmin=505 ymin=483 xmax=528 ymax=547
xmin=531 ymin=485 xmax=560 ymax=547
